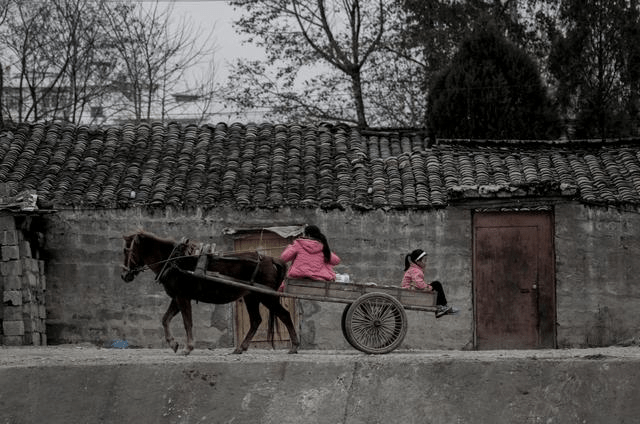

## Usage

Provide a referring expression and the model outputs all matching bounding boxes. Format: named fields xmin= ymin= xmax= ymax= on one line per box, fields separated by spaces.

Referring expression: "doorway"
xmin=233 ymin=231 xmax=297 ymax=350
xmin=473 ymin=211 xmax=556 ymax=349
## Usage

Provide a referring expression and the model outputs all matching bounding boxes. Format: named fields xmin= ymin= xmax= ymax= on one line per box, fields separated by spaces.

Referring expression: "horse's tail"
xmin=267 ymin=311 xmax=278 ymax=348
xmin=272 ymin=256 xmax=288 ymax=286
xmin=267 ymin=257 xmax=288 ymax=348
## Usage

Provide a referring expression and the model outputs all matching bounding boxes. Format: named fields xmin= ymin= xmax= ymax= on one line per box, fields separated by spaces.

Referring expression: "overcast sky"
xmin=166 ymin=0 xmax=264 ymax=81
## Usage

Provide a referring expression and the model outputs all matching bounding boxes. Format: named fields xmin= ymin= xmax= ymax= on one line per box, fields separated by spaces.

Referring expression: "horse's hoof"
xmin=182 ymin=349 xmax=192 ymax=356
xmin=232 ymin=348 xmax=244 ymax=354
xmin=167 ymin=339 xmax=179 ymax=353
xmin=288 ymin=343 xmax=300 ymax=354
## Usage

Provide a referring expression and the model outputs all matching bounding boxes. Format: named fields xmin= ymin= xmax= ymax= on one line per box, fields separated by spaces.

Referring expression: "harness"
xmin=186 ymin=241 xmax=265 ymax=284
xmin=124 ymin=234 xmax=266 ymax=284
xmin=155 ymin=241 xmax=185 ymax=282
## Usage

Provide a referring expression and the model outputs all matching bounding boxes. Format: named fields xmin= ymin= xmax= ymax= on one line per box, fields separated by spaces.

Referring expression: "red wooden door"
xmin=473 ymin=212 xmax=556 ymax=349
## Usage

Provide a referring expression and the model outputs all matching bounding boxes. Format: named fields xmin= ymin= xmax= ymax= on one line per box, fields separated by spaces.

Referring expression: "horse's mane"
xmin=128 ymin=230 xmax=269 ymax=258
xmin=130 ymin=230 xmax=176 ymax=246
xmin=130 ymin=230 xmax=209 ymax=256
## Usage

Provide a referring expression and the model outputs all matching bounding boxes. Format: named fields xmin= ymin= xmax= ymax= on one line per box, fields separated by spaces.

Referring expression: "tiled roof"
xmin=1 ymin=121 xmax=640 ymax=210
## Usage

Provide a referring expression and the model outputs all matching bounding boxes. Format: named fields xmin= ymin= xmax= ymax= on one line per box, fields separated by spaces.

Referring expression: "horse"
xmin=120 ymin=230 xmax=299 ymax=355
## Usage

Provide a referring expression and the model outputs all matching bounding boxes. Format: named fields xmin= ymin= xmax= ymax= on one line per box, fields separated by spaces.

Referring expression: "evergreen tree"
xmin=549 ymin=0 xmax=640 ymax=138
xmin=428 ymin=24 xmax=561 ymax=140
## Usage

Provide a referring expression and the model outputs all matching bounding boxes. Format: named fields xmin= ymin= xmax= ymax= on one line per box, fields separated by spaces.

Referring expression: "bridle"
xmin=122 ymin=234 xmax=191 ymax=281
xmin=122 ymin=234 xmax=147 ymax=277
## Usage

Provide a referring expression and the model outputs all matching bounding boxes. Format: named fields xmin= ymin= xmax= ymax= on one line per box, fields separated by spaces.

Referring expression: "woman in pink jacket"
xmin=402 ymin=249 xmax=458 ymax=318
xmin=280 ymin=225 xmax=341 ymax=281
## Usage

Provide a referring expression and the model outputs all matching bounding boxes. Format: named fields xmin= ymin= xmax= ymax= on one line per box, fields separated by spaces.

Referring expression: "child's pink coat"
xmin=280 ymin=238 xmax=340 ymax=280
xmin=401 ymin=262 xmax=431 ymax=290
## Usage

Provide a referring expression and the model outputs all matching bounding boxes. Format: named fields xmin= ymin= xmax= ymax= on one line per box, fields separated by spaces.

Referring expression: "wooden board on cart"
xmin=285 ymin=279 xmax=435 ymax=310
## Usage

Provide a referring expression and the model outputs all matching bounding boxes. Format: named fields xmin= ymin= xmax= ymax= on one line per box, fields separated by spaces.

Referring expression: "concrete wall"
xmin=38 ymin=202 xmax=640 ymax=351
xmin=555 ymin=203 xmax=640 ymax=347
xmin=1 ymin=349 xmax=640 ymax=424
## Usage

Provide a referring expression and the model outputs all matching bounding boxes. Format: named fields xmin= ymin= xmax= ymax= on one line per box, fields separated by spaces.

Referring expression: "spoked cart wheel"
xmin=341 ymin=303 xmax=355 ymax=349
xmin=342 ymin=292 xmax=408 ymax=354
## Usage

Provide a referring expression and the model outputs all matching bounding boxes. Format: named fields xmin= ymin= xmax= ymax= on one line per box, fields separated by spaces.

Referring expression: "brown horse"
xmin=121 ymin=230 xmax=299 ymax=355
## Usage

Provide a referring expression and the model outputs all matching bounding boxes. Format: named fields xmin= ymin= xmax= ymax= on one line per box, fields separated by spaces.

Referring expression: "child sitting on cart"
xmin=279 ymin=225 xmax=341 ymax=290
xmin=402 ymin=249 xmax=458 ymax=318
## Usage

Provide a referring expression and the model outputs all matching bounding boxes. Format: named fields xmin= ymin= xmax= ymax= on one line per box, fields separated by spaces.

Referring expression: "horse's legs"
xmin=233 ymin=295 xmax=262 ymax=354
xmin=263 ymin=297 xmax=300 ymax=354
xmin=176 ymin=297 xmax=194 ymax=355
xmin=162 ymin=298 xmax=180 ymax=353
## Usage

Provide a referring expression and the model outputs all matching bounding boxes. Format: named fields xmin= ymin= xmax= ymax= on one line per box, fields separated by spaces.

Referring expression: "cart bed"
xmin=285 ymin=279 xmax=435 ymax=311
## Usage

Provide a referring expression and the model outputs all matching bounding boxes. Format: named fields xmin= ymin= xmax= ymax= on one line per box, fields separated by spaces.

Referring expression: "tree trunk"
xmin=0 ymin=63 xmax=3 ymax=126
xmin=351 ymin=71 xmax=368 ymax=128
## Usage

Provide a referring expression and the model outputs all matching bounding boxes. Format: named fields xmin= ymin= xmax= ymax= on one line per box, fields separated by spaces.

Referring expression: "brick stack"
xmin=1 ymin=215 xmax=46 ymax=346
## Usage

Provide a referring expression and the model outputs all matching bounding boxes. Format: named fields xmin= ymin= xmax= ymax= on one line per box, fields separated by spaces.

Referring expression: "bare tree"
xmin=227 ymin=0 xmax=389 ymax=128
xmin=0 ymin=0 xmax=218 ymax=125
xmin=0 ymin=0 xmax=117 ymax=123
xmin=53 ymin=0 xmax=117 ymax=123
xmin=0 ymin=0 xmax=9 ymax=125
xmin=104 ymin=0 xmax=217 ymax=124
xmin=166 ymin=61 xmax=224 ymax=125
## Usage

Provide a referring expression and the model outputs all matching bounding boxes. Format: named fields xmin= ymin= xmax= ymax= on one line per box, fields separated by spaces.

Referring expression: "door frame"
xmin=231 ymin=230 xmax=299 ymax=350
xmin=472 ymin=209 xmax=557 ymax=349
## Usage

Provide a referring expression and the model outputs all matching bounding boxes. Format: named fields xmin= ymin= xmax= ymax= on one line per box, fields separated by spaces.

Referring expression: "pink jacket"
xmin=280 ymin=238 xmax=341 ymax=280
xmin=401 ymin=263 xmax=431 ymax=290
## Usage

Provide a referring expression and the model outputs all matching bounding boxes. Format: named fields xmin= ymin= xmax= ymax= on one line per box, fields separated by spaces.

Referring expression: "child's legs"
xmin=431 ymin=280 xmax=448 ymax=306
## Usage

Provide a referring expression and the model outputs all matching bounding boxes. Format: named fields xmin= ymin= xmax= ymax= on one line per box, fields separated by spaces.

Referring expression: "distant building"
xmin=1 ymin=70 xmax=252 ymax=125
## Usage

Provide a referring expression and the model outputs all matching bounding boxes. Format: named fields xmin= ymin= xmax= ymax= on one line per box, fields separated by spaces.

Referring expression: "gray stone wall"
xmin=0 ymin=215 xmax=47 ymax=346
xmin=38 ymin=203 xmax=640 ymax=351
xmin=555 ymin=203 xmax=640 ymax=347
xmin=42 ymin=207 xmax=472 ymax=350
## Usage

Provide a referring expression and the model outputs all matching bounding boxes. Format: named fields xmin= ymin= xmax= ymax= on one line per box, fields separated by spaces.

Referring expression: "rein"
xmin=124 ymin=234 xmax=267 ymax=281
xmin=123 ymin=234 xmax=190 ymax=275
xmin=122 ymin=256 xmax=200 ymax=273
xmin=154 ymin=242 xmax=185 ymax=282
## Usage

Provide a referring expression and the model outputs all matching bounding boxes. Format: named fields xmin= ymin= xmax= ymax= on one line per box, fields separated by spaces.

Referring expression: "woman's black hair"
xmin=304 ymin=225 xmax=331 ymax=262
xmin=404 ymin=249 xmax=426 ymax=271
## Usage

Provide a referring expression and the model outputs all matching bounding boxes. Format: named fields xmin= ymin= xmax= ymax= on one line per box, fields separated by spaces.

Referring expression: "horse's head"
xmin=121 ymin=233 xmax=144 ymax=282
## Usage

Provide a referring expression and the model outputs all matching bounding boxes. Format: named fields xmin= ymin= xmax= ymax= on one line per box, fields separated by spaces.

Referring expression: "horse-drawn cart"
xmin=183 ymin=267 xmax=435 ymax=354
xmin=122 ymin=231 xmax=435 ymax=355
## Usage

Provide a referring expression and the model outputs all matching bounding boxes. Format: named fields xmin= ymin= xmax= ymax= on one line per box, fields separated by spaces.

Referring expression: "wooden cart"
xmin=285 ymin=279 xmax=436 ymax=354
xmin=184 ymin=265 xmax=435 ymax=354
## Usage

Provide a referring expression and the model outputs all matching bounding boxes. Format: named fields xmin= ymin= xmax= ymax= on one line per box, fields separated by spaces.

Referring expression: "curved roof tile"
xmin=2 ymin=121 xmax=640 ymax=210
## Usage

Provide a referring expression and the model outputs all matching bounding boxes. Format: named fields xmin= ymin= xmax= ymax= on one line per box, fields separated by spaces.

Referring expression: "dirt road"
xmin=1 ymin=343 xmax=639 ymax=368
